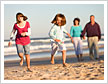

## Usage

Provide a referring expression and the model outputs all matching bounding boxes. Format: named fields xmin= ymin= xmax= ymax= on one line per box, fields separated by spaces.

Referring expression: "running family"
xmin=8 ymin=13 xmax=101 ymax=71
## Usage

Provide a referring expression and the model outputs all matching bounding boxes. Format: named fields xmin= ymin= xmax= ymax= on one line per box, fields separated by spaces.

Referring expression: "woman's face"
xmin=17 ymin=16 xmax=24 ymax=22
xmin=75 ymin=20 xmax=79 ymax=25
xmin=57 ymin=17 xmax=62 ymax=26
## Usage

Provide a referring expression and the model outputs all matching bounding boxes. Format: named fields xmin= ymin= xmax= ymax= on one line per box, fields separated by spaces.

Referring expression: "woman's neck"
xmin=17 ymin=21 xmax=26 ymax=28
xmin=19 ymin=21 xmax=25 ymax=24
xmin=74 ymin=24 xmax=79 ymax=26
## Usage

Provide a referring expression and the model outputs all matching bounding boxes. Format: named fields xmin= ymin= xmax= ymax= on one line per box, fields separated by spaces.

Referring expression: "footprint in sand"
xmin=12 ymin=70 xmax=18 ymax=73
xmin=89 ymin=78 xmax=96 ymax=80
xmin=94 ymin=74 xmax=98 ymax=77
xmin=72 ymin=64 xmax=82 ymax=68
xmin=75 ymin=76 xmax=80 ymax=79
xmin=86 ymin=73 xmax=91 ymax=77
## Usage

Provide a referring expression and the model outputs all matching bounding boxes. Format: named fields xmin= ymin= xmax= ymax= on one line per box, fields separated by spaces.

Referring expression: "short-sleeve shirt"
xmin=70 ymin=26 xmax=82 ymax=37
xmin=13 ymin=21 xmax=30 ymax=45
xmin=49 ymin=25 xmax=68 ymax=42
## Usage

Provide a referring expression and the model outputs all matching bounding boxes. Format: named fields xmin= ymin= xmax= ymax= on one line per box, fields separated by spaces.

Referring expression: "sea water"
xmin=4 ymin=35 xmax=104 ymax=61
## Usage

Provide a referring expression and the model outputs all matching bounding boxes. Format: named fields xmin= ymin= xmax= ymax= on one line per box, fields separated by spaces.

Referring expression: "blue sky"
xmin=4 ymin=4 xmax=104 ymax=39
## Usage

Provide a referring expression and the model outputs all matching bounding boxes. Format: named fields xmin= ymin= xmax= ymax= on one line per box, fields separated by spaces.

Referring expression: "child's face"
xmin=57 ymin=17 xmax=62 ymax=26
xmin=17 ymin=16 xmax=24 ymax=22
xmin=75 ymin=20 xmax=79 ymax=25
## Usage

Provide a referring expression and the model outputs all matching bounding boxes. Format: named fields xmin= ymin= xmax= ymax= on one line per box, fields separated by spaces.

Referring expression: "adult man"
xmin=81 ymin=15 xmax=101 ymax=60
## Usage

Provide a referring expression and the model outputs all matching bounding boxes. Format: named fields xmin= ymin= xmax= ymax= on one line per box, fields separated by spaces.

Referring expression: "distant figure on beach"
xmin=49 ymin=13 xmax=72 ymax=67
xmin=8 ymin=12 xmax=32 ymax=72
xmin=81 ymin=15 xmax=101 ymax=60
xmin=70 ymin=18 xmax=85 ymax=62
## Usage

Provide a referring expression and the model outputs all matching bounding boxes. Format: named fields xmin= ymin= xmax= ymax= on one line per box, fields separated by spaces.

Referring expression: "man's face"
xmin=90 ymin=16 xmax=95 ymax=22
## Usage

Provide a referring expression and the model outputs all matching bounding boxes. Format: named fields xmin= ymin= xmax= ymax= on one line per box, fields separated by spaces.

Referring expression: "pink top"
xmin=13 ymin=21 xmax=31 ymax=45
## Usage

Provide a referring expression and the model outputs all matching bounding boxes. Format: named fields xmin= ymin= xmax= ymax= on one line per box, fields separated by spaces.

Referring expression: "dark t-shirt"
xmin=81 ymin=22 xmax=101 ymax=40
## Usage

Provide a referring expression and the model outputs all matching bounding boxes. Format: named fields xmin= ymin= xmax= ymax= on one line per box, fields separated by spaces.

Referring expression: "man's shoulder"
xmin=95 ymin=22 xmax=99 ymax=25
xmin=86 ymin=22 xmax=91 ymax=25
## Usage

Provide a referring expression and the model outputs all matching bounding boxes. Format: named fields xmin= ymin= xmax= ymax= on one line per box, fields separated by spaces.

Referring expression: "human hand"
xmin=21 ymin=32 xmax=26 ymax=37
xmin=83 ymin=36 xmax=86 ymax=40
xmin=55 ymin=39 xmax=61 ymax=42
xmin=8 ymin=41 xmax=12 ymax=47
xmin=71 ymin=40 xmax=74 ymax=43
xmin=70 ymin=37 xmax=73 ymax=40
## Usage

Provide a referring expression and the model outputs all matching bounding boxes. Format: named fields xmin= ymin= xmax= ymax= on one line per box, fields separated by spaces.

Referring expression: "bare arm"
xmin=66 ymin=33 xmax=72 ymax=39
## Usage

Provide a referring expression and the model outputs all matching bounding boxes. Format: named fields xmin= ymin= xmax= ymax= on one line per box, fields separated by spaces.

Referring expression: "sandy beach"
xmin=4 ymin=52 xmax=104 ymax=80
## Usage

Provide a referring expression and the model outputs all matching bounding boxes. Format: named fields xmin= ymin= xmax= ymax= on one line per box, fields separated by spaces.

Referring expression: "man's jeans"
xmin=88 ymin=36 xmax=99 ymax=60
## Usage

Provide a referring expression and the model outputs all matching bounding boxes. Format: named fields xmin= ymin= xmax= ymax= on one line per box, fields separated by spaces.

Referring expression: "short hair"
xmin=51 ymin=13 xmax=66 ymax=26
xmin=16 ymin=12 xmax=28 ymax=23
xmin=73 ymin=18 xmax=80 ymax=25
xmin=90 ymin=15 xmax=95 ymax=18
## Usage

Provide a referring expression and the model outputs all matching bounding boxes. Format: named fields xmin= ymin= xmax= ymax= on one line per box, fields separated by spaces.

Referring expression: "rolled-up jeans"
xmin=73 ymin=37 xmax=83 ymax=55
xmin=16 ymin=44 xmax=30 ymax=55
xmin=88 ymin=36 xmax=99 ymax=59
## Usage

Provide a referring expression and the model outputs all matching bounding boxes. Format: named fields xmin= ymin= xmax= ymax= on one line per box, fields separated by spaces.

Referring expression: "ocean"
xmin=4 ymin=35 xmax=104 ymax=61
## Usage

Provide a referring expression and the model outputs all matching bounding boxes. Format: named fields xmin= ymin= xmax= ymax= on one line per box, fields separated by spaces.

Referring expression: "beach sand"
xmin=4 ymin=52 xmax=104 ymax=80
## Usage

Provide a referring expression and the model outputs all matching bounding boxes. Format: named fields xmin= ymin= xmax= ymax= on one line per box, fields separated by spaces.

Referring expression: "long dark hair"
xmin=73 ymin=18 xmax=80 ymax=25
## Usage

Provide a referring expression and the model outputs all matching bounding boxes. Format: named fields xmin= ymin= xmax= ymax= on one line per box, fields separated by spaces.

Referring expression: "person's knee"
xmin=25 ymin=54 xmax=30 ymax=58
xmin=19 ymin=53 xmax=23 ymax=56
xmin=18 ymin=53 xmax=23 ymax=58
xmin=62 ymin=50 xmax=66 ymax=53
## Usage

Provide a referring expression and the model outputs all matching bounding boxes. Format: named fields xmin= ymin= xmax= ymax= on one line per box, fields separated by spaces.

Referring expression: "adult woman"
xmin=70 ymin=18 xmax=84 ymax=61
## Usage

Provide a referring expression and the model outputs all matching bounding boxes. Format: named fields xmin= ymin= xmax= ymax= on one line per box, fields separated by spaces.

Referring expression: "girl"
xmin=70 ymin=18 xmax=84 ymax=62
xmin=49 ymin=13 xmax=72 ymax=67
xmin=8 ymin=12 xmax=32 ymax=72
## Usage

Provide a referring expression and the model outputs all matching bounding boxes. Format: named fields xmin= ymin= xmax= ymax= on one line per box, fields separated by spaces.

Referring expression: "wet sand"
xmin=4 ymin=52 xmax=104 ymax=80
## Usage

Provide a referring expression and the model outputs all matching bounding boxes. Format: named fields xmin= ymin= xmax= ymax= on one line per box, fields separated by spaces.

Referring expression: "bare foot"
xmin=20 ymin=59 xmax=23 ymax=66
xmin=27 ymin=68 xmax=32 ymax=72
xmin=51 ymin=60 xmax=55 ymax=64
xmin=63 ymin=63 xmax=68 ymax=67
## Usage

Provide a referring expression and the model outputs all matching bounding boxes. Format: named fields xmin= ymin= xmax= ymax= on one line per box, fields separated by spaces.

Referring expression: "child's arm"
xmin=49 ymin=26 xmax=61 ymax=42
xmin=66 ymin=33 xmax=73 ymax=43
xmin=54 ymin=39 xmax=61 ymax=42
xmin=8 ymin=29 xmax=16 ymax=47
xmin=63 ymin=27 xmax=73 ymax=43
xmin=49 ymin=26 xmax=56 ymax=39
xmin=66 ymin=33 xmax=72 ymax=40
xmin=21 ymin=22 xmax=31 ymax=37
xmin=21 ymin=28 xmax=31 ymax=37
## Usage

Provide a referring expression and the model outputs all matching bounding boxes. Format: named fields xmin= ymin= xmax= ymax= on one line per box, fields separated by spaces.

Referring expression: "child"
xmin=49 ymin=13 xmax=72 ymax=67
xmin=8 ymin=12 xmax=32 ymax=72
xmin=70 ymin=18 xmax=84 ymax=62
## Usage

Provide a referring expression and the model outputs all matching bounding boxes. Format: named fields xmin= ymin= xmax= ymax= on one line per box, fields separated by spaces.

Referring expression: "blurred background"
xmin=4 ymin=3 xmax=104 ymax=61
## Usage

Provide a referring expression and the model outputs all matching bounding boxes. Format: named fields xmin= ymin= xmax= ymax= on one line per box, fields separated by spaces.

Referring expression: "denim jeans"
xmin=16 ymin=44 xmax=30 ymax=55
